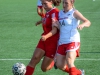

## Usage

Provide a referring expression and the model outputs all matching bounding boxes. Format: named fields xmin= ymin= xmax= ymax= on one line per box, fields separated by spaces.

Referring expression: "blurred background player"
xmin=37 ymin=0 xmax=45 ymax=17
xmin=25 ymin=0 xmax=61 ymax=75
xmin=53 ymin=0 xmax=91 ymax=75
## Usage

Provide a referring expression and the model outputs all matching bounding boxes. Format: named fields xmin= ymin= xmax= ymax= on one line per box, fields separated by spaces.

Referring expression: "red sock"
xmin=50 ymin=61 xmax=54 ymax=68
xmin=76 ymin=69 xmax=81 ymax=75
xmin=25 ymin=66 xmax=35 ymax=75
xmin=64 ymin=65 xmax=69 ymax=73
xmin=69 ymin=67 xmax=77 ymax=75
xmin=69 ymin=67 xmax=81 ymax=75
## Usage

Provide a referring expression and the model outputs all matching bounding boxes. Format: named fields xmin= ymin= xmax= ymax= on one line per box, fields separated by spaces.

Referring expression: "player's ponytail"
xmin=70 ymin=0 xmax=75 ymax=8
xmin=70 ymin=0 xmax=75 ymax=4
xmin=42 ymin=0 xmax=61 ymax=6
xmin=52 ymin=0 xmax=61 ymax=6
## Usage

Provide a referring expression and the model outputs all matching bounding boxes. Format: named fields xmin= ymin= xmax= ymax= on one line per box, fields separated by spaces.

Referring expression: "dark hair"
xmin=43 ymin=0 xmax=61 ymax=6
xmin=41 ymin=0 xmax=61 ymax=6
xmin=52 ymin=0 xmax=61 ymax=6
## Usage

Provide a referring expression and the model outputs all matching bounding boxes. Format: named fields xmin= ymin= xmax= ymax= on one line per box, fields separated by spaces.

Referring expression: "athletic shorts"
xmin=57 ymin=42 xmax=80 ymax=57
xmin=36 ymin=39 xmax=58 ymax=58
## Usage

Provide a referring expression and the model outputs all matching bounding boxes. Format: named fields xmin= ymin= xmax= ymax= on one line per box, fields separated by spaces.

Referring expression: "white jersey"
xmin=37 ymin=0 xmax=42 ymax=6
xmin=58 ymin=8 xmax=80 ymax=45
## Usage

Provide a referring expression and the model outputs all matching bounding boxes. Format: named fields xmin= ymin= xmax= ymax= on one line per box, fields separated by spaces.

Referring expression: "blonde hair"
xmin=70 ymin=0 xmax=75 ymax=8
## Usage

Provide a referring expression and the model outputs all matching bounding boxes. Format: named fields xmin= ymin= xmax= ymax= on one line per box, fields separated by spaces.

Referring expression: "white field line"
xmin=0 ymin=12 xmax=37 ymax=14
xmin=0 ymin=59 xmax=30 ymax=61
xmin=0 ymin=58 xmax=100 ymax=61
xmin=83 ymin=12 xmax=100 ymax=14
xmin=76 ymin=59 xmax=100 ymax=61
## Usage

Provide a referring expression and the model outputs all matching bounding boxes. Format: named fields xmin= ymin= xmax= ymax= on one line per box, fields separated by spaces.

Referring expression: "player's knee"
xmin=41 ymin=67 xmax=48 ymax=72
xmin=41 ymin=65 xmax=52 ymax=72
xmin=29 ymin=55 xmax=40 ymax=65
xmin=56 ymin=63 xmax=64 ymax=70
xmin=66 ymin=58 xmax=74 ymax=67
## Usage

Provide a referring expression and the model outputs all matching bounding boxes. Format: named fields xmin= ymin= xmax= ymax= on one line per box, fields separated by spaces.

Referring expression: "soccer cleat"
xmin=79 ymin=69 xmax=85 ymax=75
xmin=54 ymin=63 xmax=58 ymax=69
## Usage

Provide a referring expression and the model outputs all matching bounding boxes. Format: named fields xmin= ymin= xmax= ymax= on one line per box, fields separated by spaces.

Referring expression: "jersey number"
xmin=60 ymin=20 xmax=65 ymax=26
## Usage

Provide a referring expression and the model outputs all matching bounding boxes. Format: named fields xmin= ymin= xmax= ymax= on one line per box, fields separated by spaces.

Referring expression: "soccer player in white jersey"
xmin=37 ymin=0 xmax=45 ymax=17
xmin=53 ymin=0 xmax=91 ymax=75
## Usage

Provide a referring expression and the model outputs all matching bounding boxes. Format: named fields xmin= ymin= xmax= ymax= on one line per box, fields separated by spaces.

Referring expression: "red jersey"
xmin=42 ymin=7 xmax=59 ymax=40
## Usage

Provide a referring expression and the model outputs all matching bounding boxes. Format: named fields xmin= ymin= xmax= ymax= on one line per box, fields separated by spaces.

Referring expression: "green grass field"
xmin=0 ymin=0 xmax=100 ymax=75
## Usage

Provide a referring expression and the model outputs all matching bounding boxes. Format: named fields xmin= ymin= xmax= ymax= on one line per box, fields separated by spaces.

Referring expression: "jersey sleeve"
xmin=51 ymin=11 xmax=59 ymax=20
xmin=51 ymin=10 xmax=59 ymax=27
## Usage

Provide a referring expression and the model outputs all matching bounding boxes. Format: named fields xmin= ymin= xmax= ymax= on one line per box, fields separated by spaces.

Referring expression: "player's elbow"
xmin=87 ymin=19 xmax=91 ymax=27
xmin=52 ymin=27 xmax=58 ymax=35
xmin=85 ymin=20 xmax=91 ymax=27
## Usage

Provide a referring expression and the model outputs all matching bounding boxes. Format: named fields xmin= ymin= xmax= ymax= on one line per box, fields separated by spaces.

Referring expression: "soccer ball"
xmin=12 ymin=62 xmax=26 ymax=75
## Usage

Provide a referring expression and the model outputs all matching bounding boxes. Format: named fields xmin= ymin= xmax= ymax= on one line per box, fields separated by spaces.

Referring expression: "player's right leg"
xmin=25 ymin=48 xmax=45 ymax=75
xmin=80 ymin=69 xmax=85 ymax=75
xmin=66 ymin=50 xmax=81 ymax=75
xmin=29 ymin=48 xmax=45 ymax=67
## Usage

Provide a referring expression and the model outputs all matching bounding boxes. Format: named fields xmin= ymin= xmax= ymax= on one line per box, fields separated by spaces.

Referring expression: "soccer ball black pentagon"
xmin=12 ymin=62 xmax=26 ymax=75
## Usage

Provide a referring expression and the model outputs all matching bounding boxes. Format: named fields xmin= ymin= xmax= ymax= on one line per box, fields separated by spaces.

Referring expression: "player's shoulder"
xmin=59 ymin=10 xmax=63 ymax=13
xmin=54 ymin=7 xmax=59 ymax=12
xmin=73 ymin=9 xmax=81 ymax=16
xmin=59 ymin=10 xmax=64 ymax=15
xmin=51 ymin=7 xmax=59 ymax=13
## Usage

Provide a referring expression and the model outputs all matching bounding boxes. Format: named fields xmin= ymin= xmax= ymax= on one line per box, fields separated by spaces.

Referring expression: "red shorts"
xmin=36 ymin=39 xmax=58 ymax=58
xmin=57 ymin=42 xmax=80 ymax=57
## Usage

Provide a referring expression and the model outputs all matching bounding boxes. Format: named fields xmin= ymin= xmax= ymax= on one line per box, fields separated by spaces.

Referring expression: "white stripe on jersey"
xmin=52 ymin=13 xmax=55 ymax=18
xmin=59 ymin=8 xmax=80 ymax=45
xmin=67 ymin=42 xmax=80 ymax=52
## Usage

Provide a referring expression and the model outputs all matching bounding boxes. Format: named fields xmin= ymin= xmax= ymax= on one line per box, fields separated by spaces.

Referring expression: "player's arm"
xmin=74 ymin=10 xmax=91 ymax=30
xmin=41 ymin=26 xmax=58 ymax=41
xmin=37 ymin=7 xmax=41 ymax=16
xmin=41 ymin=12 xmax=59 ymax=41
xmin=52 ymin=18 xmax=60 ymax=29
xmin=35 ymin=20 xmax=42 ymax=26
xmin=35 ymin=18 xmax=42 ymax=26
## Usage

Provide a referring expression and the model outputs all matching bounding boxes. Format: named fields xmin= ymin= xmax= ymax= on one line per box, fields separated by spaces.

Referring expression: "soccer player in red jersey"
xmin=25 ymin=0 xmax=61 ymax=75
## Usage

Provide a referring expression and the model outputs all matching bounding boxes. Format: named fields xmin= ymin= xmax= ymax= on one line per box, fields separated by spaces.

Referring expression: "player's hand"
xmin=77 ymin=25 xmax=84 ymax=30
xmin=35 ymin=21 xmax=42 ymax=26
xmin=41 ymin=35 xmax=47 ymax=41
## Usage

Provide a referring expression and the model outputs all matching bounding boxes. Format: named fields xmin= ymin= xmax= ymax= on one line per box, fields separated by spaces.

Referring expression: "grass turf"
xmin=0 ymin=0 xmax=100 ymax=75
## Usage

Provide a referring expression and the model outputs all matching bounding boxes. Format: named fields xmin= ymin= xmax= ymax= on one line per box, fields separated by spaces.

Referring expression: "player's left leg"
xmin=40 ymin=38 xmax=58 ymax=72
xmin=66 ymin=51 xmax=81 ymax=75
xmin=41 ymin=56 xmax=54 ymax=72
